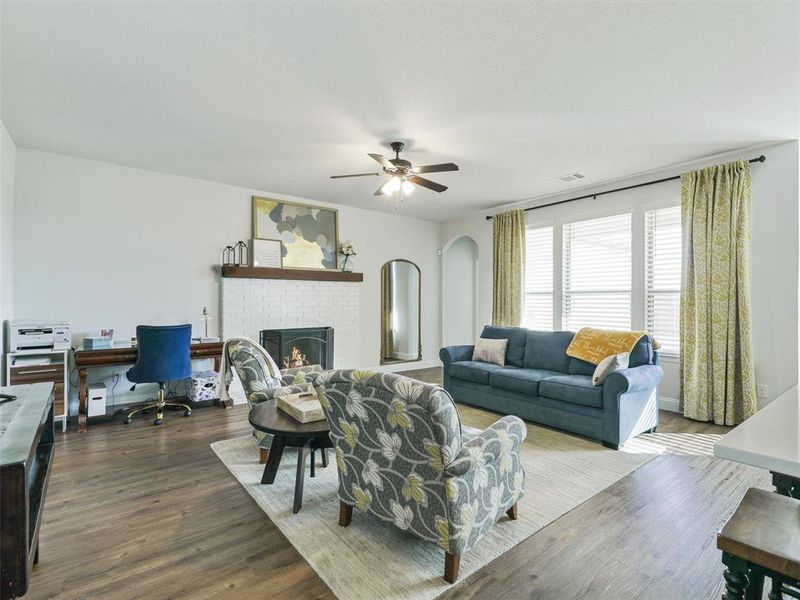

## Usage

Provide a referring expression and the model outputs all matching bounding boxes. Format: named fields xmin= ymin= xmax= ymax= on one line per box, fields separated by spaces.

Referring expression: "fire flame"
xmin=283 ymin=346 xmax=310 ymax=369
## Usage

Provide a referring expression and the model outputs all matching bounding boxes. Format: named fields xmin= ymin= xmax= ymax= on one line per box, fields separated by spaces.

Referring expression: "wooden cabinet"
xmin=6 ymin=351 xmax=68 ymax=432
xmin=0 ymin=383 xmax=55 ymax=600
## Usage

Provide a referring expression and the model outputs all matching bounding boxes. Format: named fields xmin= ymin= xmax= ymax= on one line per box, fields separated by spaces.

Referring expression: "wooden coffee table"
xmin=248 ymin=401 xmax=332 ymax=514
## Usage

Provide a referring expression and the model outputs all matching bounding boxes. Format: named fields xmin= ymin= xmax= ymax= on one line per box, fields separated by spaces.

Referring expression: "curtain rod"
xmin=485 ymin=154 xmax=767 ymax=220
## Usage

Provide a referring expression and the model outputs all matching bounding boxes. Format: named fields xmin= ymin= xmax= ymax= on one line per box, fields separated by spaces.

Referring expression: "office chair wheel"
xmin=184 ymin=409 xmax=192 ymax=417
xmin=153 ymin=418 xmax=162 ymax=426
xmin=124 ymin=418 xmax=132 ymax=425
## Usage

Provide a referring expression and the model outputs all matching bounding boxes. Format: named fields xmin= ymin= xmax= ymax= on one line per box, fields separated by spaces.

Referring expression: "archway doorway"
xmin=442 ymin=236 xmax=479 ymax=346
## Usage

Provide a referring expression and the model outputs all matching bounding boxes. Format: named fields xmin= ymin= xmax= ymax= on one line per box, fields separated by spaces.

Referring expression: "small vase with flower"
xmin=339 ymin=240 xmax=357 ymax=272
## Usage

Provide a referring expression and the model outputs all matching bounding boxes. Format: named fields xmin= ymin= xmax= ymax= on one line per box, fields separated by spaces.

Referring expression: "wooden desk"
xmin=714 ymin=385 xmax=800 ymax=496
xmin=74 ymin=341 xmax=225 ymax=433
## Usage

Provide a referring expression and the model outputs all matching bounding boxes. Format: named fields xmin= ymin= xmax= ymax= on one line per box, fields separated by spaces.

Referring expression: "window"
xmin=562 ymin=213 xmax=631 ymax=331
xmin=522 ymin=226 xmax=553 ymax=330
xmin=645 ymin=205 xmax=681 ymax=354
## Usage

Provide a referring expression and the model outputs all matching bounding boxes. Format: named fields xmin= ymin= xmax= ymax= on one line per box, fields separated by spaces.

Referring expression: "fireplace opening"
xmin=260 ymin=327 xmax=334 ymax=370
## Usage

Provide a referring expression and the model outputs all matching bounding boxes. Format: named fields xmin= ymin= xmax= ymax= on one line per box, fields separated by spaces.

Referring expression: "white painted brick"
xmin=222 ymin=277 xmax=361 ymax=365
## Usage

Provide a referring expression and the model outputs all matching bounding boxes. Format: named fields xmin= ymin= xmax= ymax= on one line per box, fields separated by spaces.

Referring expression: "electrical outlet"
xmin=756 ymin=383 xmax=769 ymax=399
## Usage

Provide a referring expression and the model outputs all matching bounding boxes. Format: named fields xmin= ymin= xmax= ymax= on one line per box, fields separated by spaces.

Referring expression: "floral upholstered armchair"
xmin=222 ymin=338 xmax=322 ymax=462
xmin=313 ymin=369 xmax=527 ymax=583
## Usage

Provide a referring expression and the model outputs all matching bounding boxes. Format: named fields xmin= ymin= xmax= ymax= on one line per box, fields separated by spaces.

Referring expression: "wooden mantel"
xmin=221 ymin=266 xmax=363 ymax=282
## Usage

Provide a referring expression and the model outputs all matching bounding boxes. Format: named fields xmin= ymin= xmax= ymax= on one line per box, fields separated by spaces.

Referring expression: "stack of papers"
xmin=13 ymin=357 xmax=51 ymax=367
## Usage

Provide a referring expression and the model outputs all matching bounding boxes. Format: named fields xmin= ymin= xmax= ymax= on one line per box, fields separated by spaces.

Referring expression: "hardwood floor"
xmin=27 ymin=368 xmax=767 ymax=600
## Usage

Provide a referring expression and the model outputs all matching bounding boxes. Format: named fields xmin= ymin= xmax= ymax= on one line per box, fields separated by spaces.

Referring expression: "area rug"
xmin=211 ymin=409 xmax=669 ymax=600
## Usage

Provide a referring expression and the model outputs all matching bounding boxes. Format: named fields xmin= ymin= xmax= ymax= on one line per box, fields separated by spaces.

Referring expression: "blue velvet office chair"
xmin=125 ymin=324 xmax=193 ymax=426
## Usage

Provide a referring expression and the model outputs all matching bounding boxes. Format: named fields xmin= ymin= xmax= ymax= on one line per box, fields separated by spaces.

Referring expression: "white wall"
xmin=442 ymin=141 xmax=800 ymax=410
xmin=14 ymin=149 xmax=442 ymax=406
xmin=442 ymin=236 xmax=478 ymax=346
xmin=0 ymin=122 xmax=16 ymax=384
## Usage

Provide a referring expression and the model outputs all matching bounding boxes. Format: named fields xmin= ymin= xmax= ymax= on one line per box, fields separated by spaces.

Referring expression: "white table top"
xmin=714 ymin=385 xmax=800 ymax=478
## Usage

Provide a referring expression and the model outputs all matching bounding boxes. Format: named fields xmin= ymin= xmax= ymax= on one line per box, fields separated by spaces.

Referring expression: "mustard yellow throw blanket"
xmin=566 ymin=327 xmax=647 ymax=365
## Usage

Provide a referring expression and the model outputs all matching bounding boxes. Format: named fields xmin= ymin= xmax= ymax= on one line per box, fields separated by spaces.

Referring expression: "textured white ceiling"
xmin=2 ymin=2 xmax=798 ymax=221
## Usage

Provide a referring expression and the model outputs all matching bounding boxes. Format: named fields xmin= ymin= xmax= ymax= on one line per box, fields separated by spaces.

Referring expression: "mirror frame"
xmin=380 ymin=258 xmax=422 ymax=365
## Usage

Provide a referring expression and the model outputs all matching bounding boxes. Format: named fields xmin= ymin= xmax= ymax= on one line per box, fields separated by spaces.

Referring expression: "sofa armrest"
xmin=439 ymin=345 xmax=474 ymax=365
xmin=604 ymin=364 xmax=663 ymax=397
xmin=445 ymin=415 xmax=527 ymax=477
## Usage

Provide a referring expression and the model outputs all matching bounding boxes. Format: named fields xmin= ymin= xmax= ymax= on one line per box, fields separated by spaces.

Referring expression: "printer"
xmin=9 ymin=320 xmax=72 ymax=353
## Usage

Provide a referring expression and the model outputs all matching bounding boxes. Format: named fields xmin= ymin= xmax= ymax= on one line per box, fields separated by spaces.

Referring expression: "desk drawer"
xmin=10 ymin=365 xmax=66 ymax=417
xmin=10 ymin=364 xmax=63 ymax=382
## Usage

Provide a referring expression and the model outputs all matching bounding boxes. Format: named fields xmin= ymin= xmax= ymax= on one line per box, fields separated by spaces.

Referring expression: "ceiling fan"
xmin=330 ymin=142 xmax=459 ymax=204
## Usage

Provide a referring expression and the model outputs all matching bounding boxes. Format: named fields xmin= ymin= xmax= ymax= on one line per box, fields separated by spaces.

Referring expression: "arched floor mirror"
xmin=380 ymin=259 xmax=421 ymax=364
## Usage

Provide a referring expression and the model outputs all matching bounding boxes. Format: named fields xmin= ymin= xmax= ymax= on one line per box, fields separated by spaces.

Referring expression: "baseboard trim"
xmin=660 ymin=396 xmax=680 ymax=413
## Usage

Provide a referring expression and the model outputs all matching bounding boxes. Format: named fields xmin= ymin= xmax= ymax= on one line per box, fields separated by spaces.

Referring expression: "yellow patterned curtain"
xmin=492 ymin=209 xmax=525 ymax=327
xmin=680 ymin=160 xmax=756 ymax=425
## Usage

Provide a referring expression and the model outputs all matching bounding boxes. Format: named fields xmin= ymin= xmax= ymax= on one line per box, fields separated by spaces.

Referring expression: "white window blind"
xmin=522 ymin=226 xmax=553 ymax=330
xmin=645 ymin=205 xmax=681 ymax=354
xmin=563 ymin=213 xmax=631 ymax=331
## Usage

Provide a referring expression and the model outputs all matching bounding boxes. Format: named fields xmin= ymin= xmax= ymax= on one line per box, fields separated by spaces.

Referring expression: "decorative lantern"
xmin=235 ymin=240 xmax=248 ymax=266
xmin=222 ymin=245 xmax=236 ymax=266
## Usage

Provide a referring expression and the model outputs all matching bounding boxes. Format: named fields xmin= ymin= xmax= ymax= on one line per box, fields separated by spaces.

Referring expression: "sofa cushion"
xmin=490 ymin=367 xmax=563 ymax=396
xmin=569 ymin=335 xmax=654 ymax=375
xmin=523 ymin=330 xmax=574 ymax=372
xmin=450 ymin=361 xmax=506 ymax=385
xmin=568 ymin=356 xmax=597 ymax=376
xmin=539 ymin=374 xmax=603 ymax=408
xmin=480 ymin=326 xmax=527 ymax=367
xmin=629 ymin=335 xmax=654 ymax=367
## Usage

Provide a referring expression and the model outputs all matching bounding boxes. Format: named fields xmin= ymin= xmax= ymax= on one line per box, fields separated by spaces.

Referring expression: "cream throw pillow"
xmin=473 ymin=337 xmax=507 ymax=366
xmin=592 ymin=352 xmax=630 ymax=386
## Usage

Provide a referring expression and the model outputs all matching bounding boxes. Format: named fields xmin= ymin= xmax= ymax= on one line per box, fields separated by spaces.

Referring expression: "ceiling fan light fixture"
xmin=382 ymin=176 xmax=402 ymax=194
xmin=331 ymin=142 xmax=458 ymax=207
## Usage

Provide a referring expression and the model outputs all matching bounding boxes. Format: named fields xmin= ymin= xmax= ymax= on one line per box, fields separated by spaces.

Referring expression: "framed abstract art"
xmin=252 ymin=196 xmax=339 ymax=270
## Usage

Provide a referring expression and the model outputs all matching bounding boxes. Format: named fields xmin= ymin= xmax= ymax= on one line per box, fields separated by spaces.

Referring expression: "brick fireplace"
xmin=220 ymin=269 xmax=361 ymax=374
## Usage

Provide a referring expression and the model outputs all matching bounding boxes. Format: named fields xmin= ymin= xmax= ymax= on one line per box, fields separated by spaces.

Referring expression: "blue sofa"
xmin=439 ymin=326 xmax=662 ymax=449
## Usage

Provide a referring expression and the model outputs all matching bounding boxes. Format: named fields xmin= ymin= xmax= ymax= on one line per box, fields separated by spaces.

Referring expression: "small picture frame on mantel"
xmin=252 ymin=238 xmax=282 ymax=268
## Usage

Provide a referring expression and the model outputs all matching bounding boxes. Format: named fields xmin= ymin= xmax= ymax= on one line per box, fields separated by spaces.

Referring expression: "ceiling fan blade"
xmin=408 ymin=175 xmax=448 ymax=193
xmin=330 ymin=172 xmax=381 ymax=179
xmin=374 ymin=182 xmax=389 ymax=196
xmin=414 ymin=162 xmax=459 ymax=174
xmin=368 ymin=153 xmax=396 ymax=171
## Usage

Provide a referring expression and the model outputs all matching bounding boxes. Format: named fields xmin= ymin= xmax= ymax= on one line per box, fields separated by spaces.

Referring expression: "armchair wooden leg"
xmin=506 ymin=503 xmax=518 ymax=520
xmin=339 ymin=501 xmax=353 ymax=527
xmin=444 ymin=552 xmax=460 ymax=584
xmin=259 ymin=448 xmax=269 ymax=464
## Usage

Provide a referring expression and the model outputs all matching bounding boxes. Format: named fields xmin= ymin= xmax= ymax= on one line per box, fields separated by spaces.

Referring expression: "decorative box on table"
xmin=83 ymin=336 xmax=112 ymax=350
xmin=276 ymin=390 xmax=326 ymax=423
xmin=188 ymin=370 xmax=219 ymax=403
